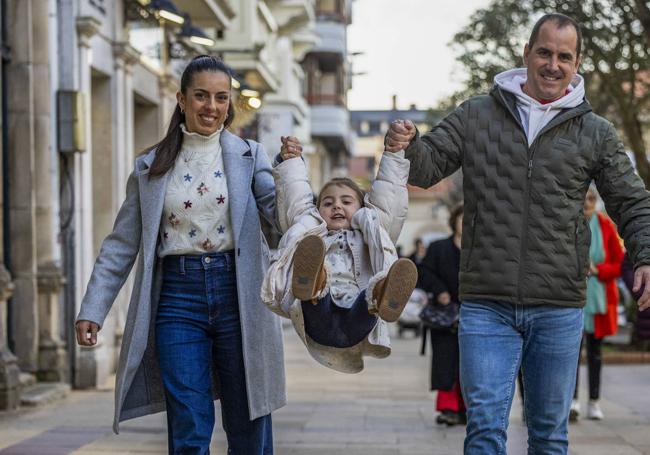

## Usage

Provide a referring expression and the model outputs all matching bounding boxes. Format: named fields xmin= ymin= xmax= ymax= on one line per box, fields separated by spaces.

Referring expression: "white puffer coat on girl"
xmin=261 ymin=151 xmax=410 ymax=373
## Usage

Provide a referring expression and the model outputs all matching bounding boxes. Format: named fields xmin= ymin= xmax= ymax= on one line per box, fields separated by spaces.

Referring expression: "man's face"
xmin=523 ymin=21 xmax=581 ymax=102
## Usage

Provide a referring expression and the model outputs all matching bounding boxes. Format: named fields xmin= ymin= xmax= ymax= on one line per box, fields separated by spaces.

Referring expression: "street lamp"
xmin=179 ymin=19 xmax=215 ymax=47
xmin=151 ymin=0 xmax=184 ymax=25
xmin=247 ymin=97 xmax=262 ymax=109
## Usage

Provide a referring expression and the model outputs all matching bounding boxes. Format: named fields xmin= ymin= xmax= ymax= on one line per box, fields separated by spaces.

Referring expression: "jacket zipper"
xmin=517 ymin=142 xmax=538 ymax=303
xmin=575 ymin=221 xmax=582 ymax=279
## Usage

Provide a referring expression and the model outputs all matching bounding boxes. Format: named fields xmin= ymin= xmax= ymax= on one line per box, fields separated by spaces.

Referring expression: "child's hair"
xmin=316 ymin=178 xmax=366 ymax=208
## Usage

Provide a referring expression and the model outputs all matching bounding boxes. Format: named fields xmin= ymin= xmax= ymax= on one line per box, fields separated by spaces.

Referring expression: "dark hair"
xmin=528 ymin=13 xmax=582 ymax=58
xmin=449 ymin=203 xmax=464 ymax=234
xmin=148 ymin=55 xmax=236 ymax=177
xmin=316 ymin=178 xmax=365 ymax=208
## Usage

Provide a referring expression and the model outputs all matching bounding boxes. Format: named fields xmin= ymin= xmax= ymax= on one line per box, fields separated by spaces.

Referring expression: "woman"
xmin=74 ymin=56 xmax=285 ymax=454
xmin=418 ymin=204 xmax=465 ymax=426
xmin=570 ymin=188 xmax=623 ymax=422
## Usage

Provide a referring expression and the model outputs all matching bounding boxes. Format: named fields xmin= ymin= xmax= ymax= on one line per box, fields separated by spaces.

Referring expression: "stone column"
xmin=0 ymin=0 xmax=19 ymax=411
xmin=73 ymin=16 xmax=100 ymax=389
xmin=111 ymin=43 xmax=139 ymax=358
xmin=31 ymin=0 xmax=66 ymax=382
xmin=6 ymin=0 xmax=39 ymax=374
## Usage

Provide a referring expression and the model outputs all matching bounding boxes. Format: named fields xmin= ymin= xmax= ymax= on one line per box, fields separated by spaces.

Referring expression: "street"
xmin=0 ymin=325 xmax=649 ymax=454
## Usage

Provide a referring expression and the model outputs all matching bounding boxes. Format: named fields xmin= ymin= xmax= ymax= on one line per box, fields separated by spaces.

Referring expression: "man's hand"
xmin=280 ymin=136 xmax=303 ymax=161
xmin=75 ymin=320 xmax=99 ymax=347
xmin=633 ymin=265 xmax=650 ymax=311
xmin=437 ymin=292 xmax=451 ymax=306
xmin=385 ymin=119 xmax=416 ymax=152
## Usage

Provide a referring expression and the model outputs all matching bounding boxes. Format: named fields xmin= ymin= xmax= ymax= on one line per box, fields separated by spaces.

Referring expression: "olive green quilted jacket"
xmin=405 ymin=85 xmax=650 ymax=307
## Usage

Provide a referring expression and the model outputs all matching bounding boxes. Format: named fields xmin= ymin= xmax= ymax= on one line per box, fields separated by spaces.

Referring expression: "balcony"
xmin=311 ymin=21 xmax=346 ymax=55
xmin=311 ymin=104 xmax=350 ymax=152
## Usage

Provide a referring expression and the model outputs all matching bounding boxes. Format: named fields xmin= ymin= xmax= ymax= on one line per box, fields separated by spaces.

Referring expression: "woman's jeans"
xmin=156 ymin=252 xmax=273 ymax=454
xmin=459 ymin=301 xmax=583 ymax=455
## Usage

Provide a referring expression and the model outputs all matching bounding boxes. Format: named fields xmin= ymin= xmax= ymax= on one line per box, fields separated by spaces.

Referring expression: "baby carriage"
xmin=397 ymin=288 xmax=428 ymax=338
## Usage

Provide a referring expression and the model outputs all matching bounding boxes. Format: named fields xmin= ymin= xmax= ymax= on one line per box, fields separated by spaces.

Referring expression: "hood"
xmin=494 ymin=68 xmax=586 ymax=144
xmin=494 ymin=68 xmax=585 ymax=110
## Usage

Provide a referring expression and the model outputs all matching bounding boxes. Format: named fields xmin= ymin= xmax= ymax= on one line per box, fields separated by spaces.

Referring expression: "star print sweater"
xmin=158 ymin=124 xmax=234 ymax=257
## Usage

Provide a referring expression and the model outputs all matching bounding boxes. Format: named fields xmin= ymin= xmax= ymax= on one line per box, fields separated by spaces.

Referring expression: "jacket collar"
xmin=490 ymin=84 xmax=593 ymax=140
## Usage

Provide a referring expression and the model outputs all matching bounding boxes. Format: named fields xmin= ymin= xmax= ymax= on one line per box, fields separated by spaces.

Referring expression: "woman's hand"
xmin=75 ymin=320 xmax=100 ymax=347
xmin=280 ymin=136 xmax=303 ymax=161
xmin=589 ymin=262 xmax=599 ymax=276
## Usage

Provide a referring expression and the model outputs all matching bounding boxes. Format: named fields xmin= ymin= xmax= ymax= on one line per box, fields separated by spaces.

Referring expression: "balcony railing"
xmin=306 ymin=93 xmax=346 ymax=105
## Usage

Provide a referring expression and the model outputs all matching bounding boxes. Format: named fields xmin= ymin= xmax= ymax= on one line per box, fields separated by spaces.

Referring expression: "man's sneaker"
xmin=569 ymin=399 xmax=580 ymax=422
xmin=292 ymin=235 xmax=326 ymax=301
xmin=373 ymin=258 xmax=418 ymax=322
xmin=587 ymin=400 xmax=604 ymax=420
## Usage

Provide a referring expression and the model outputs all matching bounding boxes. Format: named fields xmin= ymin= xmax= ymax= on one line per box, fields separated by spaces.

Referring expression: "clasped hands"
xmin=385 ymin=119 xmax=417 ymax=152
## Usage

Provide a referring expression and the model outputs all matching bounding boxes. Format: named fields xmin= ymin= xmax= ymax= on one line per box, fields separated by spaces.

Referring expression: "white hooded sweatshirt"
xmin=494 ymin=68 xmax=585 ymax=145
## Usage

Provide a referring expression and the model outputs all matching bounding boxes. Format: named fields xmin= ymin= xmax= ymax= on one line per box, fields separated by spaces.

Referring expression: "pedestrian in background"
xmin=570 ymin=187 xmax=624 ymax=421
xmin=409 ymin=238 xmax=427 ymax=265
xmin=385 ymin=12 xmax=650 ymax=454
xmin=75 ymin=55 xmax=284 ymax=454
xmin=418 ymin=204 xmax=465 ymax=426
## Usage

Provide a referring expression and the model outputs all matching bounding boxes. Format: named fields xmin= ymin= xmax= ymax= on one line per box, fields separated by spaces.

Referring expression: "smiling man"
xmin=385 ymin=13 xmax=650 ymax=455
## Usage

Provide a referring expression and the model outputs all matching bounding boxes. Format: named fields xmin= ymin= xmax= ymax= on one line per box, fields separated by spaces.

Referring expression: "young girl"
xmin=261 ymin=135 xmax=417 ymax=373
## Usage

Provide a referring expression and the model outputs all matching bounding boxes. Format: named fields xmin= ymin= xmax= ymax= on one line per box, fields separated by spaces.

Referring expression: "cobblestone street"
xmin=0 ymin=325 xmax=649 ymax=454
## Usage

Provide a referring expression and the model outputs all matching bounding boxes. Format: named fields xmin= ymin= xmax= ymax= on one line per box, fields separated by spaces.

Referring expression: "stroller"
xmin=397 ymin=288 xmax=428 ymax=338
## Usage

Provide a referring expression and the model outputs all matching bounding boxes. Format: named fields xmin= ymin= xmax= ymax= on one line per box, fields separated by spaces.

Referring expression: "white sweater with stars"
xmin=158 ymin=124 xmax=234 ymax=257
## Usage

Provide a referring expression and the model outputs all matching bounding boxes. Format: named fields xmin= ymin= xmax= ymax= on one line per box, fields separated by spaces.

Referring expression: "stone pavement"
xmin=0 ymin=325 xmax=649 ymax=454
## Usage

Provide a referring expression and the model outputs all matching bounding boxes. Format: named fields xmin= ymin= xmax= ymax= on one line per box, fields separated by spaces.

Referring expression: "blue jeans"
xmin=459 ymin=301 xmax=583 ymax=455
xmin=156 ymin=252 xmax=273 ymax=455
xmin=301 ymin=290 xmax=377 ymax=348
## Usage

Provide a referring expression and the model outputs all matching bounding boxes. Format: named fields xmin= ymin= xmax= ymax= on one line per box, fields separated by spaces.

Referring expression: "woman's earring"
xmin=180 ymin=106 xmax=185 ymax=114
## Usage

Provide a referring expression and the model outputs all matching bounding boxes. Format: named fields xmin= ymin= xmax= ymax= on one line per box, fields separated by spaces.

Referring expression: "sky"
xmin=347 ymin=0 xmax=494 ymax=111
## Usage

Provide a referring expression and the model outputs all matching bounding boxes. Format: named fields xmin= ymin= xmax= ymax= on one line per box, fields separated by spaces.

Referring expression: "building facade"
xmin=0 ymin=0 xmax=332 ymax=409
xmin=302 ymin=0 xmax=353 ymax=190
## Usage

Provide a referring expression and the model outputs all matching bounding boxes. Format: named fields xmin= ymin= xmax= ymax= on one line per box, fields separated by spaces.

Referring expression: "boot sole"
xmin=292 ymin=235 xmax=326 ymax=301
xmin=377 ymin=258 xmax=418 ymax=323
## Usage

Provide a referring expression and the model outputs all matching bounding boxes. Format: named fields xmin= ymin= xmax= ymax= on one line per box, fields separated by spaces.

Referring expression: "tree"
xmin=635 ymin=0 xmax=650 ymax=46
xmin=446 ymin=0 xmax=650 ymax=186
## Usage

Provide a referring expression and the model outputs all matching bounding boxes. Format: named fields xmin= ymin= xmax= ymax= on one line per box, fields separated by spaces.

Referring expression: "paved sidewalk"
xmin=0 ymin=326 xmax=649 ymax=454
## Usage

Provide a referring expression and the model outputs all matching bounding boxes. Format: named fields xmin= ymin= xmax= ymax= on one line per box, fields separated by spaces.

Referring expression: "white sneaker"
xmin=587 ymin=400 xmax=604 ymax=420
xmin=569 ymin=399 xmax=580 ymax=422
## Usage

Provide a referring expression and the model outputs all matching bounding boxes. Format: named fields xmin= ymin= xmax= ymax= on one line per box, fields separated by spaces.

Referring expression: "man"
xmin=386 ymin=13 xmax=650 ymax=454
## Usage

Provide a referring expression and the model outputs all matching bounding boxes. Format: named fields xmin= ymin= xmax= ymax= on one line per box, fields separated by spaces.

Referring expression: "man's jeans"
xmin=156 ymin=252 xmax=273 ymax=454
xmin=459 ymin=300 xmax=583 ymax=454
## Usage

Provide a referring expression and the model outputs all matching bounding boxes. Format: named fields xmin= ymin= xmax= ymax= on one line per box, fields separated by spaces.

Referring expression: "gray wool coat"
xmin=76 ymin=130 xmax=286 ymax=433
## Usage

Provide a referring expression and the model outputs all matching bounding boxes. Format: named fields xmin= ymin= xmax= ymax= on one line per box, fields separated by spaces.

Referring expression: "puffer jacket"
xmin=405 ymin=85 xmax=650 ymax=307
xmin=261 ymin=151 xmax=410 ymax=372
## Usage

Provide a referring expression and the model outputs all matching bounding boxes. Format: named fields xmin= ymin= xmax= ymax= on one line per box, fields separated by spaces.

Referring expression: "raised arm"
xmin=385 ymin=105 xmax=466 ymax=188
xmin=364 ymin=150 xmax=410 ymax=242
xmin=273 ymin=137 xmax=321 ymax=233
